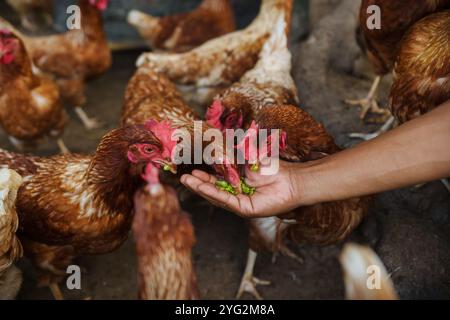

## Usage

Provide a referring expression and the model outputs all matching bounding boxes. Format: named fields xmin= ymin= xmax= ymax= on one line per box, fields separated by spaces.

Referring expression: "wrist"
xmin=289 ymin=161 xmax=324 ymax=207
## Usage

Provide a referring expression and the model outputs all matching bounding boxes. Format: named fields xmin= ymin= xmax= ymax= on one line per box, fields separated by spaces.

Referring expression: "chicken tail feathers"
xmin=340 ymin=243 xmax=399 ymax=300
xmin=127 ymin=10 xmax=161 ymax=47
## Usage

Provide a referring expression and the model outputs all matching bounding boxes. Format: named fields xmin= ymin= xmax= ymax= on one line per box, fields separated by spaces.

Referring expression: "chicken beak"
xmin=162 ymin=161 xmax=177 ymax=174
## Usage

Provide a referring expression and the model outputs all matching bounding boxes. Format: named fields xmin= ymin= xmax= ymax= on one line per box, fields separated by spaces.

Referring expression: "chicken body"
xmin=136 ymin=0 xmax=293 ymax=88
xmin=6 ymin=0 xmax=53 ymax=31
xmin=0 ymin=169 xmax=23 ymax=300
xmin=347 ymin=0 xmax=450 ymax=121
xmin=27 ymin=0 xmax=111 ymax=106
xmin=359 ymin=0 xmax=450 ymax=75
xmin=0 ymin=125 xmax=160 ymax=287
xmin=133 ymin=181 xmax=198 ymax=300
xmin=1 ymin=0 xmax=112 ymax=129
xmin=389 ymin=10 xmax=450 ymax=123
xmin=128 ymin=0 xmax=235 ymax=53
xmin=0 ymin=32 xmax=66 ymax=151
xmin=121 ymin=66 xmax=197 ymax=128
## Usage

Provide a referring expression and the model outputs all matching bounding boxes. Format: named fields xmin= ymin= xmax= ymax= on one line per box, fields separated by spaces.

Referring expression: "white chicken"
xmin=340 ymin=243 xmax=398 ymax=300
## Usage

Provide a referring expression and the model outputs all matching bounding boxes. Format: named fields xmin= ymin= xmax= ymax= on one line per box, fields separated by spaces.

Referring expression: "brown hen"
xmin=346 ymin=0 xmax=450 ymax=120
xmin=133 ymin=164 xmax=198 ymax=300
xmin=0 ymin=0 xmax=112 ymax=130
xmin=389 ymin=10 xmax=450 ymax=123
xmin=128 ymin=0 xmax=236 ymax=53
xmin=0 ymin=125 xmax=167 ymax=299
xmin=0 ymin=30 xmax=67 ymax=153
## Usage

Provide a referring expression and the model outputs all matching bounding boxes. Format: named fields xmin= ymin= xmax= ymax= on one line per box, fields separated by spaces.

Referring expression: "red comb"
xmin=145 ymin=120 xmax=178 ymax=160
xmin=206 ymin=100 xmax=225 ymax=129
xmin=0 ymin=30 xmax=18 ymax=65
xmin=89 ymin=0 xmax=109 ymax=11
xmin=236 ymin=121 xmax=259 ymax=162
xmin=0 ymin=29 xmax=12 ymax=37
xmin=236 ymin=121 xmax=287 ymax=161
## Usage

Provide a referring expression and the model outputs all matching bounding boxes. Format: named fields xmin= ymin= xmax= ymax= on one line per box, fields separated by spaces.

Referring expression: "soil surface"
xmin=1 ymin=0 xmax=449 ymax=300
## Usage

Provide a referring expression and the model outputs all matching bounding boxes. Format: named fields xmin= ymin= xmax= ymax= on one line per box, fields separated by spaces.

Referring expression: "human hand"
xmin=180 ymin=160 xmax=306 ymax=218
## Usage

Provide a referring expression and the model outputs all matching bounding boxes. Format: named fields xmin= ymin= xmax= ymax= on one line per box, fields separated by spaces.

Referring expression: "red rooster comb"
xmin=145 ymin=120 xmax=178 ymax=160
xmin=236 ymin=121 xmax=287 ymax=161
xmin=206 ymin=100 xmax=225 ymax=129
xmin=0 ymin=29 xmax=18 ymax=65
xmin=236 ymin=121 xmax=259 ymax=162
xmin=89 ymin=0 xmax=109 ymax=11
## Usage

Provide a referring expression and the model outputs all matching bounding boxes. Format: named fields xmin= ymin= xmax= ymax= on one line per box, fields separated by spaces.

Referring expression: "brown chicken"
xmin=128 ymin=0 xmax=236 ymax=53
xmin=388 ymin=11 xmax=450 ymax=192
xmin=6 ymin=0 xmax=53 ymax=31
xmin=233 ymin=105 xmax=370 ymax=299
xmin=133 ymin=164 xmax=198 ymax=300
xmin=136 ymin=0 xmax=293 ymax=88
xmin=205 ymin=18 xmax=370 ymax=299
xmin=389 ymin=10 xmax=450 ymax=124
xmin=0 ymin=30 xmax=67 ymax=153
xmin=0 ymin=169 xmax=23 ymax=300
xmin=346 ymin=0 xmax=450 ymax=120
xmin=0 ymin=0 xmax=112 ymax=130
xmin=121 ymin=65 xmax=243 ymax=193
xmin=340 ymin=243 xmax=398 ymax=300
xmin=0 ymin=125 xmax=169 ymax=299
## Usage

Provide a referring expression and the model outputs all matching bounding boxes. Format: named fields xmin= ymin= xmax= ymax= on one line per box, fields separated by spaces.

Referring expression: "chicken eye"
xmin=143 ymin=146 xmax=155 ymax=154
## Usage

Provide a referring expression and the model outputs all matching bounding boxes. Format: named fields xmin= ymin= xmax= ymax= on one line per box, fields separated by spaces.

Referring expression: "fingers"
xmin=191 ymin=170 xmax=217 ymax=184
xmin=181 ymin=173 xmax=244 ymax=215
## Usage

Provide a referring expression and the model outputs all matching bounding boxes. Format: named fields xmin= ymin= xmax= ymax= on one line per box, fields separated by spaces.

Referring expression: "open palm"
xmin=180 ymin=160 xmax=303 ymax=218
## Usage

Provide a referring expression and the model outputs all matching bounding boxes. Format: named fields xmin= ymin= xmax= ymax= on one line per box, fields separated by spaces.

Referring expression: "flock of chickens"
xmin=0 ymin=0 xmax=448 ymax=300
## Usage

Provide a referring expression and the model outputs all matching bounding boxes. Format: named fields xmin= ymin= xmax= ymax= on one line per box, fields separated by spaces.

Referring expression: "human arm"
xmin=181 ymin=101 xmax=450 ymax=217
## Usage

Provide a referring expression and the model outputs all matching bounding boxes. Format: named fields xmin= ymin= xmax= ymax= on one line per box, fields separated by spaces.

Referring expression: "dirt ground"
xmin=1 ymin=0 xmax=449 ymax=300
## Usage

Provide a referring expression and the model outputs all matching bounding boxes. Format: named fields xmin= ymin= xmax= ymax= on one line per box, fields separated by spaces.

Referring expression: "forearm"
xmin=297 ymin=101 xmax=450 ymax=206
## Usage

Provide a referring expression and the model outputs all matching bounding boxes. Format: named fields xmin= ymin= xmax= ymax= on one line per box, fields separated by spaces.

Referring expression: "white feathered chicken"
xmin=340 ymin=243 xmax=398 ymax=300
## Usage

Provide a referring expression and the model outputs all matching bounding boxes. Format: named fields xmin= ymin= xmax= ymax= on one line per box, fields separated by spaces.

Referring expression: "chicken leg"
xmin=49 ymin=282 xmax=64 ymax=300
xmin=441 ymin=179 xmax=450 ymax=193
xmin=56 ymin=139 xmax=69 ymax=154
xmin=345 ymin=76 xmax=390 ymax=121
xmin=236 ymin=249 xmax=271 ymax=300
xmin=74 ymin=107 xmax=102 ymax=130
